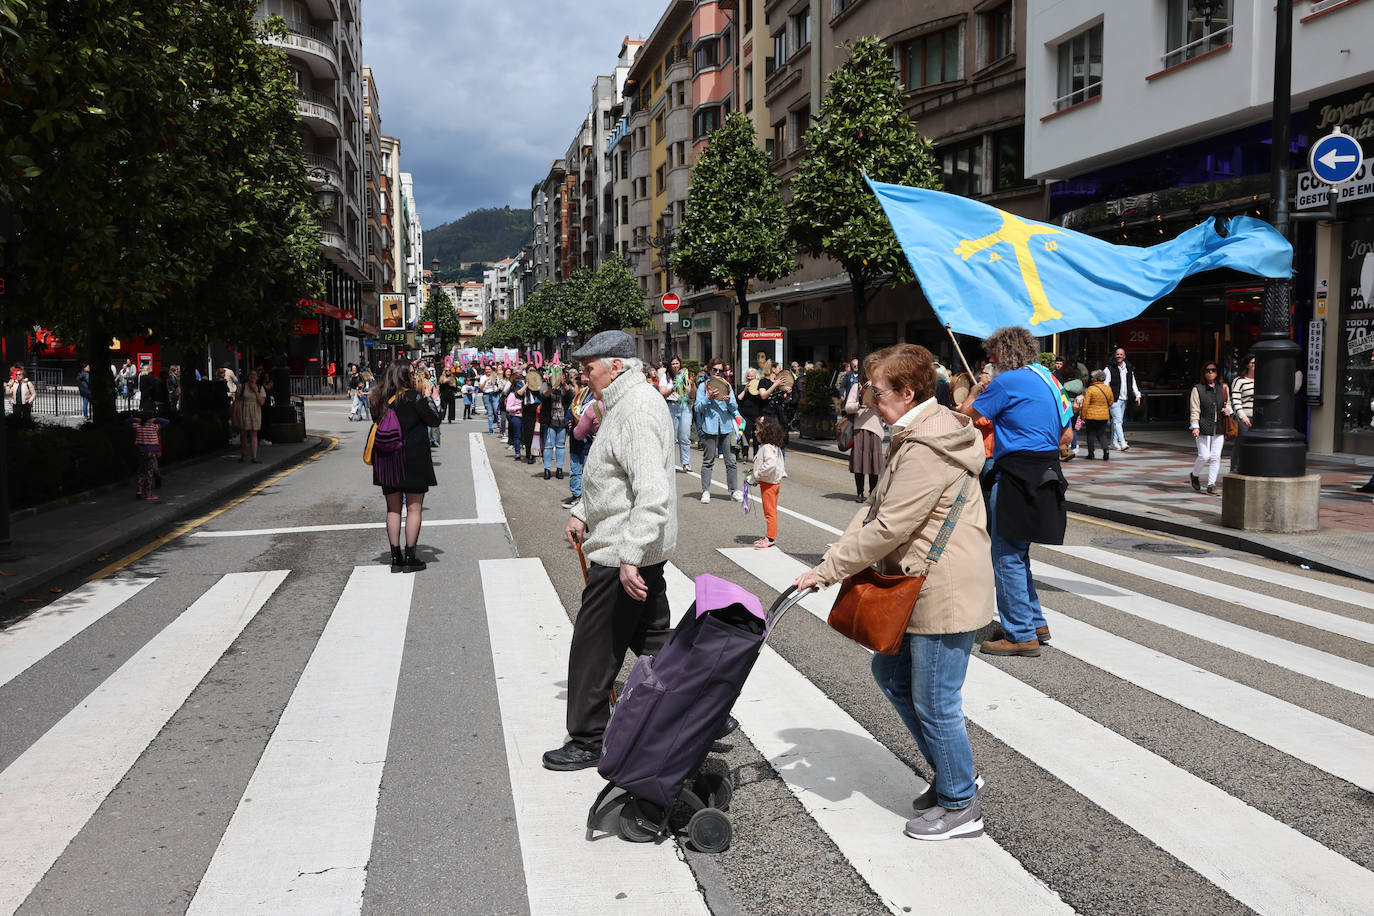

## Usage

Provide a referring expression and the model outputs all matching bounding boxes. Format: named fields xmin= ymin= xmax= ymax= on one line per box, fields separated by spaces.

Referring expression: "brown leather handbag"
xmin=827 ymin=473 xmax=974 ymax=654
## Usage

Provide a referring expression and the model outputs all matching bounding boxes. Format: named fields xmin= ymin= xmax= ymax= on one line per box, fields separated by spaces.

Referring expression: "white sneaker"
xmin=730 ymin=489 xmax=743 ymax=502
xmin=700 ymin=491 xmax=711 ymax=504
xmin=1119 ymin=441 xmax=1130 ymax=451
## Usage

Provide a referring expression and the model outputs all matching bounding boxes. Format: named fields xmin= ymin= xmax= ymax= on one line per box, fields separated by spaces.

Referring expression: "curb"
xmin=783 ymin=435 xmax=1374 ymax=584
xmin=0 ymin=436 xmax=328 ymax=604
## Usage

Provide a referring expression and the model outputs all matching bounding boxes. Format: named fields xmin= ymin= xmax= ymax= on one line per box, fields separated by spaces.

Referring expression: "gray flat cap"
xmin=571 ymin=330 xmax=636 ymax=360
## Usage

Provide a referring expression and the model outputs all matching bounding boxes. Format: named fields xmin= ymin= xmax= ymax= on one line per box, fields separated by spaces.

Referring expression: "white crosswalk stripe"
xmin=716 ymin=546 xmax=1374 ymax=916
xmin=187 ymin=566 xmax=415 ymax=915
xmin=1176 ymin=553 xmax=1374 ymax=609
xmin=480 ymin=558 xmax=710 ymax=916
xmin=1032 ymin=561 xmax=1374 ymax=698
xmin=1048 ymin=545 xmax=1374 ymax=645
xmin=664 ymin=562 xmax=1071 ymax=915
xmin=0 ymin=577 xmax=155 ymax=688
xmin=0 ymin=570 xmax=288 ymax=916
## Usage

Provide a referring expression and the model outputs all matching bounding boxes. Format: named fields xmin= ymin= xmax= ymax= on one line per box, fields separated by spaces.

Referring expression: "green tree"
xmin=589 ymin=256 xmax=649 ymax=334
xmin=420 ymin=283 xmax=464 ymax=340
xmin=1 ymin=1 xmax=321 ymax=421
xmin=670 ymin=112 xmax=793 ymax=338
xmin=788 ymin=37 xmax=941 ymax=357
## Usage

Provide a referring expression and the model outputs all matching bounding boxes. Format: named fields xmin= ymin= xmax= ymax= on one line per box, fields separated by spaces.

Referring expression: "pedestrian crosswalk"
xmin=1 ymin=539 xmax=1373 ymax=914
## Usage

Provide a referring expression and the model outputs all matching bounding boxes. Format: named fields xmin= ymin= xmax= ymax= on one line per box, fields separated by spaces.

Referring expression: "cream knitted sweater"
xmin=570 ymin=369 xmax=677 ymax=568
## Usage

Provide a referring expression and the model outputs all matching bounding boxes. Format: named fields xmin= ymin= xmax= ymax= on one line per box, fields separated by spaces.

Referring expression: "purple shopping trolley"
xmin=586 ymin=575 xmax=810 ymax=853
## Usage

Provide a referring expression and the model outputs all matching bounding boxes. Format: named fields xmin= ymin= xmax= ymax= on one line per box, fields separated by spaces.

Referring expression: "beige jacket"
xmin=844 ymin=381 xmax=885 ymax=437
xmin=814 ymin=399 xmax=994 ymax=635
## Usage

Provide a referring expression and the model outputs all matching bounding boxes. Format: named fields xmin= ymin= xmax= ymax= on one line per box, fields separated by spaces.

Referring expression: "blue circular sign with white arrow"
xmin=1308 ymin=128 xmax=1364 ymax=185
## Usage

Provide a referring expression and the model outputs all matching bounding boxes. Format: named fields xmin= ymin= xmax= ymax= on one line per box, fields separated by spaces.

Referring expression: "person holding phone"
xmin=370 ymin=357 xmax=442 ymax=572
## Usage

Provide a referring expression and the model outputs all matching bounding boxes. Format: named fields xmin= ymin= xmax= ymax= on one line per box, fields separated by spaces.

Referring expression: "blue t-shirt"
xmin=973 ymin=366 xmax=1065 ymax=459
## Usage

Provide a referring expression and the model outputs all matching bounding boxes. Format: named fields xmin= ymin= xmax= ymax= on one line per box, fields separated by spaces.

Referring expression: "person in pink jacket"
xmin=563 ymin=374 xmax=603 ymax=509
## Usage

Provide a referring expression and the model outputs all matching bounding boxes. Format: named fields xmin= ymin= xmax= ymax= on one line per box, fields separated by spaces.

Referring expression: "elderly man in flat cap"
xmin=543 ymin=330 xmax=679 ymax=771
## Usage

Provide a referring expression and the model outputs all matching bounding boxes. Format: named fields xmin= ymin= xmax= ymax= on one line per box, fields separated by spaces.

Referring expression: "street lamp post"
xmin=430 ymin=256 xmax=445 ymax=361
xmin=1232 ymin=0 xmax=1306 ymax=479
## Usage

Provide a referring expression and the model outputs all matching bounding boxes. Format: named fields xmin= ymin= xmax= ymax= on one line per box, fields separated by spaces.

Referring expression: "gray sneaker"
xmin=904 ymin=799 xmax=984 ymax=841
xmin=912 ymin=773 xmax=986 ymax=814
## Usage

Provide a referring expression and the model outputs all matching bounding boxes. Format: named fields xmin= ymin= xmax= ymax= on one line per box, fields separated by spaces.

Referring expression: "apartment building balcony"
xmin=296 ymin=88 xmax=341 ymax=137
xmin=300 ymin=0 xmax=335 ymax=20
xmin=305 ymin=152 xmax=342 ymax=189
xmin=268 ymin=19 xmax=338 ymax=79
xmin=320 ymin=219 xmax=348 ymax=255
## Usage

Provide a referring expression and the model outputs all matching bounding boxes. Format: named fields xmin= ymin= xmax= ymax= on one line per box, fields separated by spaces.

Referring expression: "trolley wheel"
xmin=693 ymin=773 xmax=733 ymax=812
xmin=687 ymin=808 xmax=732 ymax=854
xmin=617 ymin=800 xmax=659 ymax=843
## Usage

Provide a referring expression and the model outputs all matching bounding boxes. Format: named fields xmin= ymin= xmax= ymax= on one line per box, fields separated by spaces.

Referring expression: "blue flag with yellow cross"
xmin=866 ymin=178 xmax=1292 ymax=340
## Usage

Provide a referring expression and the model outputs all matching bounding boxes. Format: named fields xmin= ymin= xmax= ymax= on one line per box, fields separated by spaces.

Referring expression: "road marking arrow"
xmin=1318 ymin=148 xmax=1358 ymax=170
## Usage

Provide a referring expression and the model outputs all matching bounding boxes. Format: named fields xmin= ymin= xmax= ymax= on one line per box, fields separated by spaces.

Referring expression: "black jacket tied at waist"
xmin=991 ymin=450 xmax=1068 ymax=544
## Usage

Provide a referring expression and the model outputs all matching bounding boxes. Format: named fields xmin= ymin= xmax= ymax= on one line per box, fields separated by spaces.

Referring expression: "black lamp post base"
xmin=1233 ymin=433 xmax=1307 ymax=479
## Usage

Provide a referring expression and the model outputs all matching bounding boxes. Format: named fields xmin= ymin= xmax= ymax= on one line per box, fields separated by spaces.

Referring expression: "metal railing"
xmin=1161 ymin=24 xmax=1234 ymax=69
xmin=281 ymin=19 xmax=336 ymax=51
xmin=289 ymin=375 xmax=345 ymax=396
xmin=1051 ymin=79 xmax=1102 ymax=112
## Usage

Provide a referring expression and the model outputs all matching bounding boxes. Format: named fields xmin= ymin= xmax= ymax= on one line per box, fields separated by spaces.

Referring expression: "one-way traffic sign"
xmin=1309 ymin=128 xmax=1364 ymax=185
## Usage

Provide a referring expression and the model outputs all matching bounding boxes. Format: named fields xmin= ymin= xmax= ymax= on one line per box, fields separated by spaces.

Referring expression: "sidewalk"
xmin=788 ymin=425 xmax=1374 ymax=583
xmin=0 ymin=435 xmax=326 ymax=607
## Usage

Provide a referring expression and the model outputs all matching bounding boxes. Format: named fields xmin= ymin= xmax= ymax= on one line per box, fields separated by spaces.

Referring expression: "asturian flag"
xmin=866 ymin=178 xmax=1293 ymax=339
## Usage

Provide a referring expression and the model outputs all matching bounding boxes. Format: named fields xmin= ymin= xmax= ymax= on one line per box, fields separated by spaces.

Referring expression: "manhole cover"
xmin=1089 ymin=536 xmax=1209 ymax=557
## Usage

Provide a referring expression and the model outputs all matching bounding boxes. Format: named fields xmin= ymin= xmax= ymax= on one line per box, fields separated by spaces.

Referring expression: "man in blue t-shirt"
xmin=967 ymin=328 xmax=1070 ymax=659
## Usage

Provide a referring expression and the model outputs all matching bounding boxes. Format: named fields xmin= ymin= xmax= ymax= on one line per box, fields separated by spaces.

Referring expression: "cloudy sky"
xmin=362 ymin=1 xmax=662 ymax=231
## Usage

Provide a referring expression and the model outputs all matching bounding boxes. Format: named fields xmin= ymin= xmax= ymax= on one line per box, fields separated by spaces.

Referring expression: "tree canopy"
xmin=1 ymin=0 xmax=322 ymax=420
xmin=671 ymin=112 xmax=793 ymax=337
xmin=788 ymin=37 xmax=941 ymax=357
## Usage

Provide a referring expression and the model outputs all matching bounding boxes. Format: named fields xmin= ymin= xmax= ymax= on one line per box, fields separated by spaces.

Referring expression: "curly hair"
xmin=754 ymin=415 xmax=786 ymax=448
xmin=982 ymin=326 xmax=1040 ymax=370
xmin=863 ymin=344 xmax=936 ymax=404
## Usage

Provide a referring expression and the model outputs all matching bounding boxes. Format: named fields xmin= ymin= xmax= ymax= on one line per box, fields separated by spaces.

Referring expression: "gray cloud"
xmin=362 ymin=0 xmax=660 ymax=230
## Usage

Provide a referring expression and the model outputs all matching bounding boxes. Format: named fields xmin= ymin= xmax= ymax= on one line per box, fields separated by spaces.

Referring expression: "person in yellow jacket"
xmin=1080 ymin=370 xmax=1114 ymax=460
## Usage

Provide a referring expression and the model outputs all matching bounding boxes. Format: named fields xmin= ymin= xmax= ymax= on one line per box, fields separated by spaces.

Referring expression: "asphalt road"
xmin=2 ymin=401 xmax=1372 ymax=915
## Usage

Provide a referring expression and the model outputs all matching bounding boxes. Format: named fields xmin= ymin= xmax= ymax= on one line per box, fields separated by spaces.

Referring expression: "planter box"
xmin=799 ymin=413 xmax=834 ymax=440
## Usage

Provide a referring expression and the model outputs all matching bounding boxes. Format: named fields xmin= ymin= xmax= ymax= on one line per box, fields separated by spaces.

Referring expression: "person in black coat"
xmin=369 ymin=358 xmax=441 ymax=573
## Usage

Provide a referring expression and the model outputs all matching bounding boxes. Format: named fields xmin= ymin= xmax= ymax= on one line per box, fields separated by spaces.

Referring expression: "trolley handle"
xmin=764 ymin=585 xmax=815 ymax=637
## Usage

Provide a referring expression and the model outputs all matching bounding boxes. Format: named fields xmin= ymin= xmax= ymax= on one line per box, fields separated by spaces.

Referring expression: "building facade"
xmin=1025 ymin=0 xmax=1374 ymax=455
xmin=258 ymin=0 xmax=367 ymax=375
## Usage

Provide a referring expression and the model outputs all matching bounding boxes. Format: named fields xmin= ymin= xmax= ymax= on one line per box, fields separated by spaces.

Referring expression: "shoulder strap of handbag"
xmin=861 ymin=465 xmax=975 ymax=572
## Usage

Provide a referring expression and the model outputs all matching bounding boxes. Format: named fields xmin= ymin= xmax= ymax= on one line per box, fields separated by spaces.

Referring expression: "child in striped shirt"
xmin=126 ymin=411 xmax=170 ymax=500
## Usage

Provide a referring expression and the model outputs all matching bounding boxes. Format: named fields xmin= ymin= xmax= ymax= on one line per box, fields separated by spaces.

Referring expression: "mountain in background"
xmin=423 ymin=206 xmax=532 ymax=278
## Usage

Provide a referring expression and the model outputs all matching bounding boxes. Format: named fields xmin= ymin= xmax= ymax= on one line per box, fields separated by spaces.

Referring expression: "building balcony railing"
xmin=296 ymin=88 xmax=341 ymax=136
xmin=320 ymin=219 xmax=347 ymax=253
xmin=269 ymin=21 xmax=338 ymax=77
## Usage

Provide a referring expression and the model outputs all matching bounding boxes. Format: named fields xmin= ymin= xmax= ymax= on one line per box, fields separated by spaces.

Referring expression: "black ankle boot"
xmin=543 ymin=468 xmax=551 ymax=480
xmin=556 ymin=468 xmax=564 ymax=480
xmin=389 ymin=545 xmax=403 ymax=573
xmin=401 ymin=545 xmax=426 ymax=573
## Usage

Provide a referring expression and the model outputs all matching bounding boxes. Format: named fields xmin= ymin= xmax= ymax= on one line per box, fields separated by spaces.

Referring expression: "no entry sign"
xmin=661 ymin=293 xmax=680 ymax=312
xmin=421 ymin=321 xmax=435 ymax=333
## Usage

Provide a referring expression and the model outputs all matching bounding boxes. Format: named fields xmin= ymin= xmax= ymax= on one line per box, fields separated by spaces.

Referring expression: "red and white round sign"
xmin=421 ymin=320 xmax=435 ymax=333
xmin=661 ymin=293 xmax=680 ymax=313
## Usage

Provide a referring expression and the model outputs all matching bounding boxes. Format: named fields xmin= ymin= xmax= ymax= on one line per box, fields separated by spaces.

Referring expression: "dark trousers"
xmin=440 ymin=391 xmax=456 ymax=422
xmin=1085 ymin=419 xmax=1111 ymax=457
xmin=566 ymin=561 xmax=671 ymax=749
xmin=521 ymin=412 xmax=537 ymax=457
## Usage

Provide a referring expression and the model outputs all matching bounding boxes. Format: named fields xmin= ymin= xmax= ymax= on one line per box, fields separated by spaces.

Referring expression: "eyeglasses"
xmin=869 ymin=385 xmax=896 ymax=400
xmin=709 ymin=367 xmax=722 ymax=373
xmin=1204 ymin=367 xmax=1218 ymax=373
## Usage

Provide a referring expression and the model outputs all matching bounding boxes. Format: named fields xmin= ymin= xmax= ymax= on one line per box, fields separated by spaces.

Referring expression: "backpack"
xmin=362 ymin=396 xmax=402 ymax=475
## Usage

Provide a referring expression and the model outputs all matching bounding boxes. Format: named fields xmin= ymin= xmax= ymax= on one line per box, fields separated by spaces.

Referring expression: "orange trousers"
xmin=760 ymin=481 xmax=780 ymax=540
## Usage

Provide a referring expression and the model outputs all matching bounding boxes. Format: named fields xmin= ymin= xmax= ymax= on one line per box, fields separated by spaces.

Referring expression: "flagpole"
xmin=944 ymin=325 xmax=974 ymax=377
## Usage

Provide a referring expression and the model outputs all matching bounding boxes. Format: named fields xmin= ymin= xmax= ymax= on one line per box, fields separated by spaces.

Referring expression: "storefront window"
xmin=1337 ymin=217 xmax=1374 ymax=455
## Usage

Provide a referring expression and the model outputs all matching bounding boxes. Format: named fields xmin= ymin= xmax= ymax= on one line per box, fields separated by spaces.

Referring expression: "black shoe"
xmin=544 ymin=468 xmax=551 ymax=480
xmin=716 ymin=715 xmax=739 ymax=739
xmin=1205 ymin=484 xmax=1217 ymax=495
xmin=855 ymin=492 xmax=865 ymax=503
xmin=556 ymin=468 xmax=564 ymax=480
xmin=401 ymin=545 xmax=426 ymax=572
xmin=389 ymin=545 xmax=404 ymax=573
xmin=526 ymin=456 xmax=535 ymax=464
xmin=542 ymin=741 xmax=600 ymax=771
xmin=560 ymin=495 xmax=578 ymax=508
xmin=1190 ymin=473 xmax=1201 ymax=492
xmin=1357 ymin=483 xmax=1374 ymax=493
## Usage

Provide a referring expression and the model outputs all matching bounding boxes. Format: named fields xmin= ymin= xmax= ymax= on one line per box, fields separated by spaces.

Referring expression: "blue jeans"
xmin=483 ymin=393 xmax=499 ymax=432
xmin=509 ymin=415 xmax=523 ymax=457
xmin=569 ymin=438 xmax=589 ymax=497
xmin=543 ymin=425 xmax=567 ymax=470
xmin=1108 ymin=400 xmax=1126 ymax=448
xmin=871 ymin=631 xmax=978 ymax=810
xmin=988 ymin=477 xmax=1046 ymax=643
xmin=668 ymin=400 xmax=691 ymax=467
